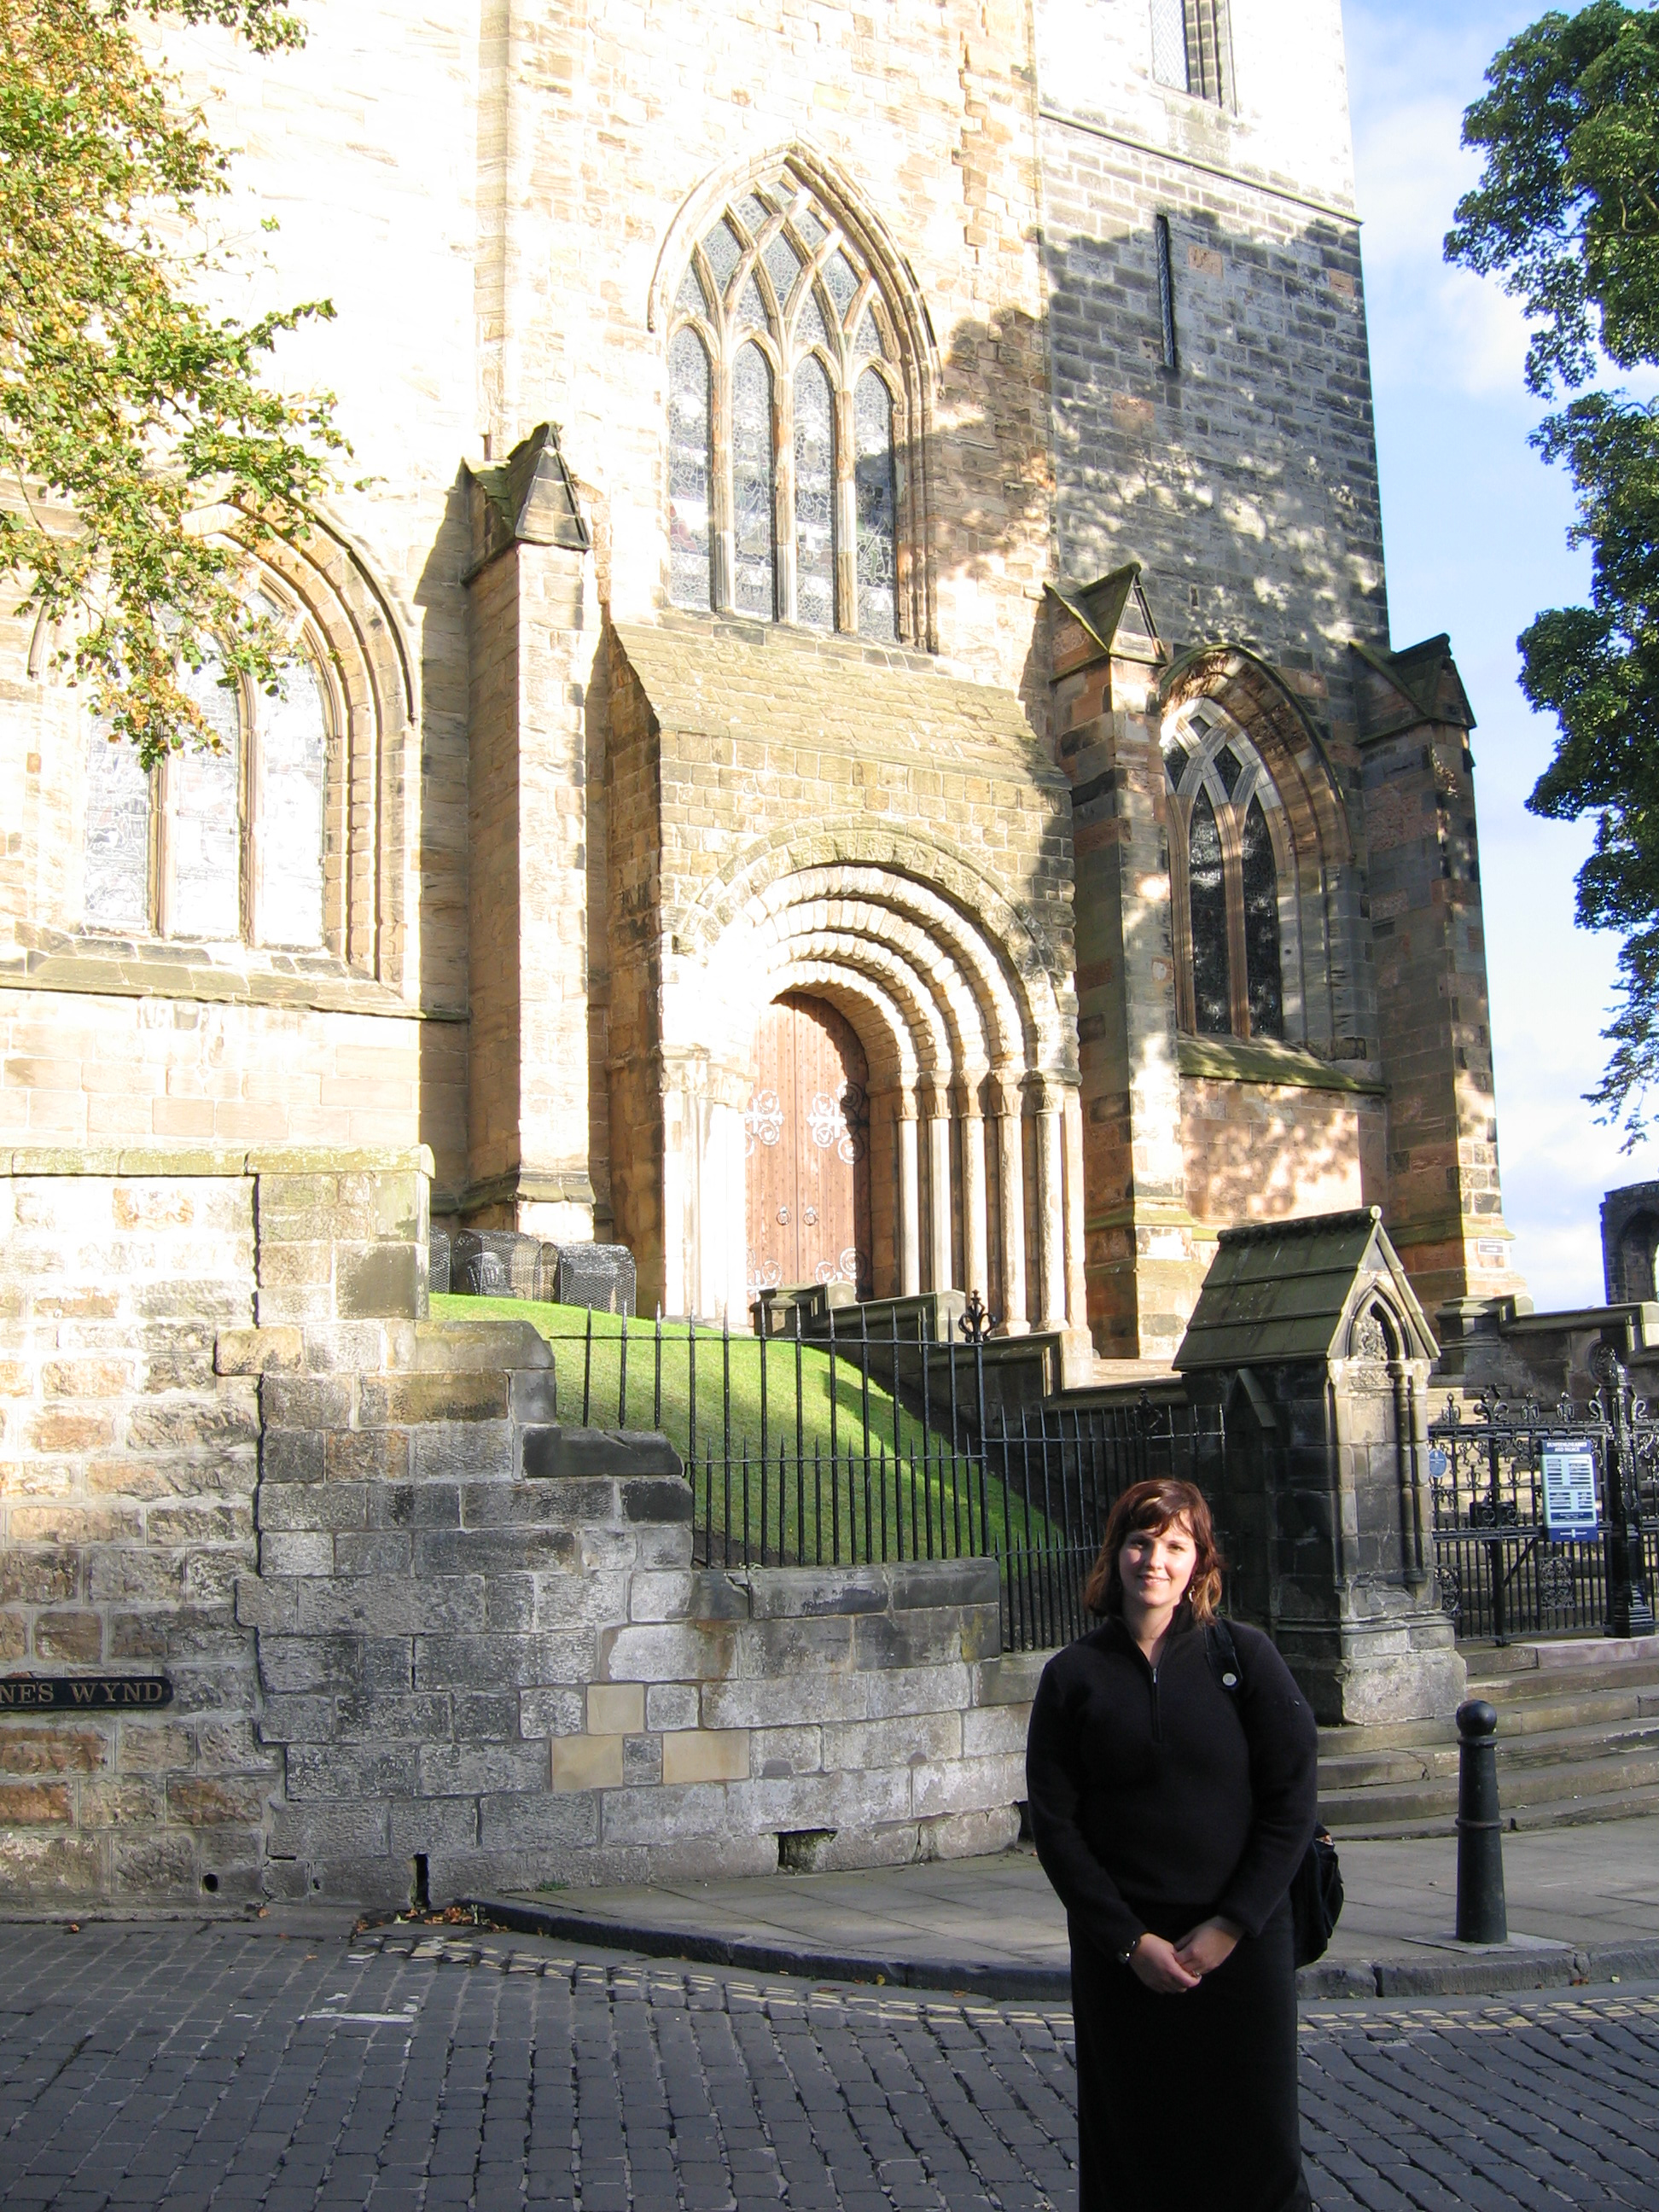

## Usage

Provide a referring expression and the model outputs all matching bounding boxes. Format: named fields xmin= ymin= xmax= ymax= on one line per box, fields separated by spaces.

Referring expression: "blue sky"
xmin=1340 ymin=0 xmax=1655 ymax=1309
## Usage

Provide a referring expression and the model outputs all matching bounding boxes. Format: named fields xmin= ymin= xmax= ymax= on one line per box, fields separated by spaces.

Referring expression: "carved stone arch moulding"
xmin=675 ymin=818 xmax=1074 ymax=1073
xmin=1160 ymin=643 xmax=1352 ymax=875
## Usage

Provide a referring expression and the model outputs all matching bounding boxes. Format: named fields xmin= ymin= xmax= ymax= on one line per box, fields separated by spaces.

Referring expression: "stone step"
xmin=1462 ymin=1660 xmax=1659 ymax=1707
xmin=1318 ymin=1684 xmax=1659 ymax=1766
xmin=1318 ymin=1742 xmax=1659 ymax=1830
xmin=1317 ymin=1679 xmax=1659 ymax=1759
xmin=1318 ymin=1714 xmax=1659 ymax=1792
xmin=1464 ymin=1633 xmax=1659 ymax=1677
xmin=1330 ymin=1779 xmax=1659 ymax=1842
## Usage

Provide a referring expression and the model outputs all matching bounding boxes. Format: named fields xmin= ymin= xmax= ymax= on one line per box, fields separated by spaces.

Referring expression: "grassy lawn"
xmin=428 ymin=1294 xmax=1045 ymax=1560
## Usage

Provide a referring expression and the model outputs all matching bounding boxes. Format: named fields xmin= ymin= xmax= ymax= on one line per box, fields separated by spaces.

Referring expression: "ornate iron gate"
xmin=1428 ymin=1347 xmax=1658 ymax=1643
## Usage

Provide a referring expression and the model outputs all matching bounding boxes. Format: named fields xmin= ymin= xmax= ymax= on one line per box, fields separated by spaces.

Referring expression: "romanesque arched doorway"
xmin=745 ymin=993 xmax=872 ymax=1297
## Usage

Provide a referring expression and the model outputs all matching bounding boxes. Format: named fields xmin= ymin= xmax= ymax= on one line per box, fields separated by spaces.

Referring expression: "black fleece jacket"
xmin=1025 ymin=1614 xmax=1318 ymax=1959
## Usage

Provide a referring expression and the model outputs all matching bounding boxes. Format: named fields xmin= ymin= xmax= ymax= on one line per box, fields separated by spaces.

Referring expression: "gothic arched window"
xmin=1163 ymin=706 xmax=1292 ymax=1042
xmin=82 ymin=612 xmax=333 ymax=951
xmin=665 ymin=166 xmax=915 ymax=643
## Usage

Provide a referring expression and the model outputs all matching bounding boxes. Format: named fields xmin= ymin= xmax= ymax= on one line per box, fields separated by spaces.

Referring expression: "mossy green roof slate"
xmin=1173 ymin=1206 xmax=1436 ymax=1370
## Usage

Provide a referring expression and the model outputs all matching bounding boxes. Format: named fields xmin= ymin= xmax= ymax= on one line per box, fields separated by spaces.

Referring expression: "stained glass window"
xmin=171 ymin=660 xmax=242 ymax=940
xmin=257 ymin=660 xmax=329 ymax=949
xmin=763 ymin=231 xmax=801 ymax=313
xmin=732 ymin=343 xmax=776 ymax=620
xmin=797 ymin=288 xmax=830 ymax=353
xmin=854 ymin=373 xmax=897 ymax=643
xmin=1188 ymin=790 xmax=1231 ymax=1036
xmin=795 ymin=355 xmax=835 ymax=632
xmin=823 ymin=250 xmax=858 ymax=321
xmin=1242 ymin=796 xmax=1284 ymax=1039
xmin=1161 ymin=737 xmax=1191 ymax=790
xmin=666 ymin=176 xmax=917 ymax=642
xmin=82 ymin=626 xmax=335 ymax=952
xmin=702 ymin=218 xmax=741 ymax=294
xmin=83 ymin=728 xmax=150 ymax=931
xmin=668 ymin=327 xmax=713 ymax=611
xmin=1214 ymin=743 xmax=1243 ymax=795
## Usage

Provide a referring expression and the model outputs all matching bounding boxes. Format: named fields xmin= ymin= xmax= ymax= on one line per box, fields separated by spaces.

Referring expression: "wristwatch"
xmin=1116 ymin=1933 xmax=1144 ymax=1965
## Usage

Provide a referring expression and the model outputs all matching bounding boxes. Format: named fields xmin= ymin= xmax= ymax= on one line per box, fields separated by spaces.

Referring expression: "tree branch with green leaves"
xmin=1 ymin=0 xmax=343 ymax=769
xmin=1447 ymin=1 xmax=1659 ymax=1140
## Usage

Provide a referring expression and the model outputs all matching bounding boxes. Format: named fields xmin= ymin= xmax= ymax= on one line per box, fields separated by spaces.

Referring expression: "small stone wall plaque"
xmin=0 ymin=1675 xmax=174 ymax=1711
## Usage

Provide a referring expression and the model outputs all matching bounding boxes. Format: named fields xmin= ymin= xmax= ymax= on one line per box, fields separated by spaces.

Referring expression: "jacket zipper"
xmin=1149 ymin=1660 xmax=1161 ymax=1744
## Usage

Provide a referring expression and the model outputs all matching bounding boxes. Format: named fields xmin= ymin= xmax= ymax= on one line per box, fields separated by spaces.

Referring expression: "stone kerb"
xmin=243 ymin=1324 xmax=1033 ymax=1901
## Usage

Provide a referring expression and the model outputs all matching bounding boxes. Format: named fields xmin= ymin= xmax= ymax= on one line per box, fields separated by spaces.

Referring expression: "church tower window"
xmin=664 ymin=164 xmax=922 ymax=642
xmin=1164 ymin=707 xmax=1292 ymax=1041
xmin=1150 ymin=0 xmax=1231 ymax=106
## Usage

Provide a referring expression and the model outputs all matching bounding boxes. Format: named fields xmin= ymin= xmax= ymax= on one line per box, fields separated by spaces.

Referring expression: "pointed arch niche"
xmin=652 ymin=148 xmax=934 ymax=648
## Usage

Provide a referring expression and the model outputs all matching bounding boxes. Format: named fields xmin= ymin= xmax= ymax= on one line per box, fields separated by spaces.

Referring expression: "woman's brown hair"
xmin=1083 ymin=1477 xmax=1225 ymax=1622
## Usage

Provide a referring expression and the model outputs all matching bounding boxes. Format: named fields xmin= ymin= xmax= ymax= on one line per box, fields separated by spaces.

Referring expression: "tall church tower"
xmin=0 ymin=0 xmax=1524 ymax=1365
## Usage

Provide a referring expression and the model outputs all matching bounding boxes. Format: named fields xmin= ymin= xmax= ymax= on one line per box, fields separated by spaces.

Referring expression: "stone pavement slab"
xmin=2 ymin=1918 xmax=1657 ymax=2209
xmin=479 ymin=1811 xmax=1659 ymax=2000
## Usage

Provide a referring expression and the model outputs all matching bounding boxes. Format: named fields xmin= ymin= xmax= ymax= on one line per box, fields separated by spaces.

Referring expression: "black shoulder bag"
xmin=1206 ymin=1619 xmax=1342 ymax=1968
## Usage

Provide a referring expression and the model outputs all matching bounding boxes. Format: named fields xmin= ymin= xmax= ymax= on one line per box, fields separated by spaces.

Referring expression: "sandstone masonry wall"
xmin=0 ymin=1148 xmax=428 ymax=1904
xmin=250 ymin=1342 xmax=1033 ymax=1902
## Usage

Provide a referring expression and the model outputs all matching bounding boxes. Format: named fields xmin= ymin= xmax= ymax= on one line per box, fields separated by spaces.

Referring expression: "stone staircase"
xmin=1316 ymin=1636 xmax=1659 ymax=1838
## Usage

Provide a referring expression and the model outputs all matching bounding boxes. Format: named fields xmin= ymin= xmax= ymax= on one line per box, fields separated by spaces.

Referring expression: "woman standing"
xmin=1025 ymin=1476 xmax=1318 ymax=2212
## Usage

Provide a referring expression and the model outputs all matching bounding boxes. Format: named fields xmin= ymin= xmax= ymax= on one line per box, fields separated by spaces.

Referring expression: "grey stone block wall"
xmin=240 ymin=1318 xmax=1035 ymax=1905
xmin=1039 ymin=115 xmax=1387 ymax=696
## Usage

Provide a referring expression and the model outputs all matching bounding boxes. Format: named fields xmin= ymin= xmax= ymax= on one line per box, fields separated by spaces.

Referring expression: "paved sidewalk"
xmin=478 ymin=1811 xmax=1659 ymax=2000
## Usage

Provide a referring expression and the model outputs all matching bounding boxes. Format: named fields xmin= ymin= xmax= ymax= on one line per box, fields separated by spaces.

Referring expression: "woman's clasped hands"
xmin=1127 ymin=1915 xmax=1242 ymax=1993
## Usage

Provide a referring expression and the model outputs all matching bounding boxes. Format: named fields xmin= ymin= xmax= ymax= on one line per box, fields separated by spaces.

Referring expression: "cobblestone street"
xmin=0 ymin=1923 xmax=1655 ymax=2211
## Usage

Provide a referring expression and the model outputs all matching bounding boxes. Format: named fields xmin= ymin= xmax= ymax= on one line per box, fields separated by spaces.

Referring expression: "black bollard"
xmin=1455 ymin=1699 xmax=1508 ymax=1944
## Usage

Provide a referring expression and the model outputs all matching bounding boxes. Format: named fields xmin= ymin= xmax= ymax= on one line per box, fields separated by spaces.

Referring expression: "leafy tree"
xmin=1447 ymin=2 xmax=1659 ymax=1138
xmin=1 ymin=0 xmax=342 ymax=767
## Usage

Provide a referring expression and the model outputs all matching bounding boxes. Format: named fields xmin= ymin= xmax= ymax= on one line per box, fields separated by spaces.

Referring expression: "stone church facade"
xmin=2 ymin=0 xmax=1525 ymax=1365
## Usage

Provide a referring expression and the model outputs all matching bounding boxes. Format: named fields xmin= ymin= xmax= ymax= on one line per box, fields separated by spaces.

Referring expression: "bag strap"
xmin=1205 ymin=1618 xmax=1243 ymax=1693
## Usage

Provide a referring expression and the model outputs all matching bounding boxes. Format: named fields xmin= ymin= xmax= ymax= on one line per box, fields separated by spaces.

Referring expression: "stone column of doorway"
xmin=923 ymin=1077 xmax=953 ymax=1294
xmin=1033 ymin=1080 xmax=1067 ymax=1330
xmin=1062 ymin=1083 xmax=1088 ymax=1329
xmin=993 ymin=1078 xmax=1028 ymax=1335
xmin=896 ymin=1091 xmax=922 ymax=1296
xmin=958 ymin=1080 xmax=990 ymax=1305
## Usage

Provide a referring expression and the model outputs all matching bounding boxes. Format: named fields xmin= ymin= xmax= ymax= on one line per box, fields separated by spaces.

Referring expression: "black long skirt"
xmin=1069 ymin=1898 xmax=1311 ymax=2212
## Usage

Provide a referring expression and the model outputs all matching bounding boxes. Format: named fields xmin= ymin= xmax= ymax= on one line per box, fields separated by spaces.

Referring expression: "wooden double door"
xmin=745 ymin=993 xmax=871 ymax=1297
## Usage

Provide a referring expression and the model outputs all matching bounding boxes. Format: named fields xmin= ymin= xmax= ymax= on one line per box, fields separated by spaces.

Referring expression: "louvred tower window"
xmin=665 ymin=166 xmax=921 ymax=643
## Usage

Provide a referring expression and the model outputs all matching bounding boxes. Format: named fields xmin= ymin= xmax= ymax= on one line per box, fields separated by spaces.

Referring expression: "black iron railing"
xmin=1428 ymin=1348 xmax=1658 ymax=1642
xmin=544 ymin=1300 xmax=1223 ymax=1653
